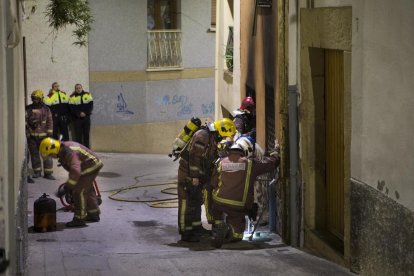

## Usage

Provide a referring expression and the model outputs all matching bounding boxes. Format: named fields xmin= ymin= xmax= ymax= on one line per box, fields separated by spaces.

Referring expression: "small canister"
xmin=33 ymin=193 xmax=56 ymax=232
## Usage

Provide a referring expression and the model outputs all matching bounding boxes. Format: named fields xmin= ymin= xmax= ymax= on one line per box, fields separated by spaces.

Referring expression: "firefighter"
xmin=26 ymin=90 xmax=55 ymax=180
xmin=210 ymin=137 xmax=280 ymax=248
xmin=39 ymin=137 xmax=103 ymax=227
xmin=177 ymin=118 xmax=236 ymax=242
xmin=232 ymin=96 xmax=256 ymax=139
xmin=69 ymin=84 xmax=93 ymax=148
xmin=44 ymin=82 xmax=70 ymax=141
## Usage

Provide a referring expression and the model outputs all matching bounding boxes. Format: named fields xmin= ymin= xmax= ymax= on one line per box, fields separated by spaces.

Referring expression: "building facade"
xmin=216 ymin=0 xmax=414 ymax=274
xmin=88 ymin=0 xmax=217 ymax=153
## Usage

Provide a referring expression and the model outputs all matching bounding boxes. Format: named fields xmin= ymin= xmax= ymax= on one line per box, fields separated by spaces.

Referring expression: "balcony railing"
xmin=147 ymin=30 xmax=183 ymax=71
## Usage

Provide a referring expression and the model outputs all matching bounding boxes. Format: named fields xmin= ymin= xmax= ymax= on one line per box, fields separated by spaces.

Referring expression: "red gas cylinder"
xmin=33 ymin=193 xmax=56 ymax=232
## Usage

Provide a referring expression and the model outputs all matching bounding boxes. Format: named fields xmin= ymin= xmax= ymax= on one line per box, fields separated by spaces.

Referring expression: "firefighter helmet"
xmin=213 ymin=118 xmax=236 ymax=138
xmin=231 ymin=136 xmax=255 ymax=158
xmin=39 ymin=138 xmax=61 ymax=159
xmin=240 ymin=96 xmax=255 ymax=111
xmin=31 ymin=89 xmax=44 ymax=100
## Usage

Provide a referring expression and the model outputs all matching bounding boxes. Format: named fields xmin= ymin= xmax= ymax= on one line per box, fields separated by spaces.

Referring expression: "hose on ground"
xmin=106 ymin=180 xmax=178 ymax=208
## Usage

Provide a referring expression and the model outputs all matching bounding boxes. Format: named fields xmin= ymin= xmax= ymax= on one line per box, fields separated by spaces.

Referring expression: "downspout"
xmin=288 ymin=0 xmax=300 ymax=247
xmin=288 ymin=85 xmax=299 ymax=247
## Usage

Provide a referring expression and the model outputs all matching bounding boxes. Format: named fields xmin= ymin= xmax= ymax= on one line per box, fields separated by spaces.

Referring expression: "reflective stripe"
xmin=215 ymin=220 xmax=224 ymax=224
xmin=88 ymin=208 xmax=99 ymax=214
xmin=189 ymin=165 xmax=199 ymax=171
xmin=180 ymin=199 xmax=187 ymax=231
xmin=29 ymin=133 xmax=47 ymax=137
xmin=44 ymin=168 xmax=53 ymax=173
xmin=79 ymin=188 xmax=86 ymax=219
xmin=192 ymin=221 xmax=201 ymax=226
xmin=232 ymin=231 xmax=244 ymax=239
xmin=67 ymin=178 xmax=77 ymax=186
xmin=212 ymin=160 xmax=252 ymax=207
xmin=33 ymin=167 xmax=42 ymax=172
xmin=203 ymin=189 xmax=213 ymax=222
xmin=69 ymin=146 xmax=102 ymax=175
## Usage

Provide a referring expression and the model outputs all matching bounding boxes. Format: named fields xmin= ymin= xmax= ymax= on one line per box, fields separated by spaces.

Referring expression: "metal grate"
xmin=147 ymin=30 xmax=183 ymax=71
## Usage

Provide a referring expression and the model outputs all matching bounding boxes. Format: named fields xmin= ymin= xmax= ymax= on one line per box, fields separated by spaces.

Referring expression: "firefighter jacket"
xmin=233 ymin=110 xmax=256 ymax=137
xmin=69 ymin=90 xmax=93 ymax=118
xmin=179 ymin=128 xmax=218 ymax=182
xmin=212 ymin=152 xmax=279 ymax=210
xmin=25 ymin=103 xmax=53 ymax=138
xmin=44 ymin=89 xmax=70 ymax=117
xmin=58 ymin=141 xmax=103 ymax=188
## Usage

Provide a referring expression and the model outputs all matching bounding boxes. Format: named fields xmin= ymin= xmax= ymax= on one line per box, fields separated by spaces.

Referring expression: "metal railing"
xmin=147 ymin=30 xmax=183 ymax=71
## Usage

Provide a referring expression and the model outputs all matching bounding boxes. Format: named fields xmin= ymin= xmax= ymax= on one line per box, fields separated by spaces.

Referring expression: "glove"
xmin=269 ymin=139 xmax=280 ymax=157
xmin=55 ymin=184 xmax=69 ymax=198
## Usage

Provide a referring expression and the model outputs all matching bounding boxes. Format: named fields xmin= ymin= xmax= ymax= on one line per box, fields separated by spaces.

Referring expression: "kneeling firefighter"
xmin=211 ymin=137 xmax=280 ymax=248
xmin=177 ymin=118 xmax=236 ymax=242
xmin=39 ymin=138 xmax=104 ymax=227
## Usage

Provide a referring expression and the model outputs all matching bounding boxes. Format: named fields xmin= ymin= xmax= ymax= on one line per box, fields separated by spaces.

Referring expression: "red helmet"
xmin=240 ymin=96 xmax=255 ymax=111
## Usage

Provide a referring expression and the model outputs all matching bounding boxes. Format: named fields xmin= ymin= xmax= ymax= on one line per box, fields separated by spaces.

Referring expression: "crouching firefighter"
xmin=210 ymin=137 xmax=280 ymax=248
xmin=177 ymin=118 xmax=236 ymax=242
xmin=39 ymin=138 xmax=104 ymax=227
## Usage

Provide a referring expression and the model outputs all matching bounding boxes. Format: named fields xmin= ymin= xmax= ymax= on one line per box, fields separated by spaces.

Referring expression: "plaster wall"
xmin=88 ymin=1 xmax=215 ymax=153
xmin=22 ymin=0 xmax=89 ymax=95
xmin=215 ymin=0 xmax=240 ymax=118
xmin=299 ymin=0 xmax=414 ymax=215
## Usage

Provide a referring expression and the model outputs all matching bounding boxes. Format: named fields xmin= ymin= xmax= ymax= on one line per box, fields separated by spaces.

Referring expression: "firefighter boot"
xmin=181 ymin=231 xmax=200 ymax=242
xmin=193 ymin=226 xmax=212 ymax=237
xmin=211 ymin=223 xmax=230 ymax=248
xmin=44 ymin=174 xmax=56 ymax=180
xmin=66 ymin=218 xmax=86 ymax=228
xmin=85 ymin=214 xmax=100 ymax=222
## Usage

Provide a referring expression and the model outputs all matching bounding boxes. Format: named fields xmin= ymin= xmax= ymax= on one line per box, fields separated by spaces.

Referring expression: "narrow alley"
xmin=26 ymin=153 xmax=351 ymax=276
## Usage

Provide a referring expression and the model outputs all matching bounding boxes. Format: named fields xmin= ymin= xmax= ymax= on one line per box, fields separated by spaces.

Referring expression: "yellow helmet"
xmin=39 ymin=138 xmax=61 ymax=159
xmin=213 ymin=118 xmax=236 ymax=138
xmin=31 ymin=89 xmax=44 ymax=99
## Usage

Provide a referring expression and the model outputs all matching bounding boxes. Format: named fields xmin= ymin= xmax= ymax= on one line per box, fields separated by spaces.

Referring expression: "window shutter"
xmin=211 ymin=0 xmax=217 ymax=27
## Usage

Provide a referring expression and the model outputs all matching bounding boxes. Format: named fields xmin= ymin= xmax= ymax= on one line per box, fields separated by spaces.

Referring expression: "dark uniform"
xmin=58 ymin=141 xmax=103 ymax=224
xmin=44 ymin=89 xmax=70 ymax=141
xmin=26 ymin=102 xmax=54 ymax=177
xmin=211 ymin=151 xmax=279 ymax=244
xmin=233 ymin=110 xmax=256 ymax=139
xmin=69 ymin=90 xmax=93 ymax=148
xmin=177 ymin=128 xmax=219 ymax=241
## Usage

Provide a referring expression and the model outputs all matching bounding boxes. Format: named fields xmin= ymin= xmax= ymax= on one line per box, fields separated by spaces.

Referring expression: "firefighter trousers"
xmin=177 ymin=168 xmax=203 ymax=234
xmin=212 ymin=203 xmax=246 ymax=241
xmin=28 ymin=136 xmax=53 ymax=176
xmin=71 ymin=170 xmax=100 ymax=220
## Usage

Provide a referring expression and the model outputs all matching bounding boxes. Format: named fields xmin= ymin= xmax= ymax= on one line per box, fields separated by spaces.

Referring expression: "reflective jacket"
xmin=179 ymin=128 xmax=218 ymax=181
xmin=58 ymin=141 xmax=103 ymax=188
xmin=25 ymin=103 xmax=53 ymax=138
xmin=44 ymin=90 xmax=70 ymax=116
xmin=212 ymin=152 xmax=279 ymax=210
xmin=69 ymin=91 xmax=93 ymax=118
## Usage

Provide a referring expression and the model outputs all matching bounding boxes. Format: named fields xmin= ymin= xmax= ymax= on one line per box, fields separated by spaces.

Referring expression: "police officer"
xmin=26 ymin=90 xmax=55 ymax=180
xmin=210 ymin=137 xmax=280 ymax=248
xmin=177 ymin=118 xmax=236 ymax=242
xmin=44 ymin=82 xmax=70 ymax=141
xmin=69 ymin=84 xmax=93 ymax=148
xmin=39 ymin=138 xmax=103 ymax=227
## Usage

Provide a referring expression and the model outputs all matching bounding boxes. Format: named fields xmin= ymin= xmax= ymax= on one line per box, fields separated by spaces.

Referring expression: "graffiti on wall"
xmin=201 ymin=102 xmax=214 ymax=115
xmin=161 ymin=94 xmax=193 ymax=117
xmin=116 ymin=93 xmax=134 ymax=115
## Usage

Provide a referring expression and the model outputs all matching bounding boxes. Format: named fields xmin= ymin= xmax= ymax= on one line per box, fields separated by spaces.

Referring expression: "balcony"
xmin=147 ymin=30 xmax=183 ymax=71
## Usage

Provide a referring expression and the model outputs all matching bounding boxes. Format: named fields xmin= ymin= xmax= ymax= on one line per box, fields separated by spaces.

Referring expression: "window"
xmin=147 ymin=0 xmax=178 ymax=30
xmin=210 ymin=0 xmax=216 ymax=31
xmin=147 ymin=0 xmax=182 ymax=71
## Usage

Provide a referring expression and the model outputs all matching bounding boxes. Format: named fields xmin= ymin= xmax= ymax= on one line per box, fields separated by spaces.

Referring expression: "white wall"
xmin=22 ymin=0 xmax=89 ymax=95
xmin=296 ymin=0 xmax=414 ymax=211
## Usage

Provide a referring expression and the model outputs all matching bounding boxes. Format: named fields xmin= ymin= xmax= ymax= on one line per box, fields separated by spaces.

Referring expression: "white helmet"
xmin=230 ymin=136 xmax=255 ymax=158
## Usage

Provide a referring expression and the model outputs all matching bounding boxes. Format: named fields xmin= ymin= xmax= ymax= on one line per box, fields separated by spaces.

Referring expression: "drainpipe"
xmin=288 ymin=85 xmax=299 ymax=247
